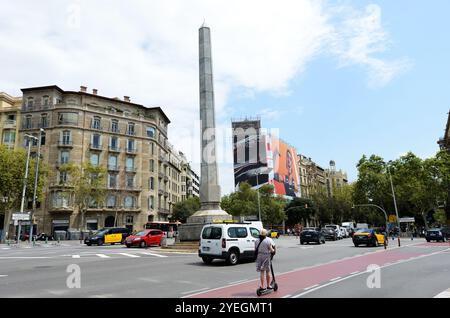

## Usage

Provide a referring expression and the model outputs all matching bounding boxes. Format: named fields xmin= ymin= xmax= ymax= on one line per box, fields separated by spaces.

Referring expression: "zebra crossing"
xmin=68 ymin=251 xmax=170 ymax=259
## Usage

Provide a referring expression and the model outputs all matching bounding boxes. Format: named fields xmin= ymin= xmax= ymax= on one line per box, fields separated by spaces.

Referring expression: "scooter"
xmin=256 ymin=256 xmax=278 ymax=296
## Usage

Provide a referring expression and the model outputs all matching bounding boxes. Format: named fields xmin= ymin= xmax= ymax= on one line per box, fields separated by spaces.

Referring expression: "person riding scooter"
xmin=255 ymin=229 xmax=276 ymax=293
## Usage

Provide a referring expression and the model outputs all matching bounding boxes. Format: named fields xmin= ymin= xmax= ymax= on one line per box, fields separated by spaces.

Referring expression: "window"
xmin=127 ymin=122 xmax=135 ymax=136
xmin=126 ymin=157 xmax=134 ymax=170
xmin=42 ymin=96 xmax=49 ymax=107
xmin=148 ymin=196 xmax=154 ymax=209
xmin=201 ymin=227 xmax=222 ymax=240
xmin=108 ymin=155 xmax=117 ymax=168
xmin=60 ymin=151 xmax=70 ymax=164
xmin=27 ymin=97 xmax=34 ymax=109
xmin=150 ymin=142 xmax=155 ymax=155
xmin=106 ymin=195 xmax=116 ymax=208
xmin=59 ymin=171 xmax=68 ymax=184
xmin=149 ymin=177 xmax=154 ymax=190
xmin=108 ymin=174 xmax=117 ymax=188
xmin=126 ymin=175 xmax=134 ymax=188
xmin=250 ymin=228 xmax=260 ymax=238
xmin=111 ymin=120 xmax=119 ymax=133
xmin=124 ymin=196 xmax=135 ymax=208
xmin=150 ymin=159 xmax=154 ymax=172
xmin=146 ymin=126 xmax=156 ymax=138
xmin=53 ymin=191 xmax=69 ymax=208
xmin=58 ymin=112 xmax=78 ymax=125
xmin=92 ymin=134 xmax=101 ymax=148
xmin=92 ymin=116 xmax=101 ymax=130
xmin=110 ymin=136 xmax=119 ymax=150
xmin=228 ymin=227 xmax=248 ymax=238
xmin=2 ymin=130 xmax=15 ymax=144
xmin=7 ymin=114 xmax=16 ymax=121
xmin=90 ymin=153 xmax=99 ymax=166
xmin=127 ymin=139 xmax=135 ymax=152
xmin=62 ymin=131 xmax=71 ymax=145
xmin=126 ymin=215 xmax=133 ymax=224
xmin=40 ymin=114 xmax=48 ymax=128
xmin=25 ymin=115 xmax=32 ymax=129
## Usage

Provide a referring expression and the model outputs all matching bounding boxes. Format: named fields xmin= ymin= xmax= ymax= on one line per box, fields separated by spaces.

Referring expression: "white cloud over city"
xmin=0 ymin=0 xmax=410 ymax=194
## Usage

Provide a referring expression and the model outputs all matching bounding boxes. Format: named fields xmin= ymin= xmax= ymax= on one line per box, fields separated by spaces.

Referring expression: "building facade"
xmin=297 ymin=154 xmax=328 ymax=199
xmin=0 ymin=92 xmax=22 ymax=149
xmin=325 ymin=160 xmax=348 ymax=197
xmin=16 ymin=85 xmax=180 ymax=234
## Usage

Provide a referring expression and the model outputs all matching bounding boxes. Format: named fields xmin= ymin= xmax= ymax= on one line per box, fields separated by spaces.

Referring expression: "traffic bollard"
xmin=45 ymin=237 xmax=48 ymax=244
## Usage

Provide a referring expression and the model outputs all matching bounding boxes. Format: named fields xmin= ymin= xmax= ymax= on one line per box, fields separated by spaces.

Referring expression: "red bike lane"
xmin=186 ymin=248 xmax=426 ymax=298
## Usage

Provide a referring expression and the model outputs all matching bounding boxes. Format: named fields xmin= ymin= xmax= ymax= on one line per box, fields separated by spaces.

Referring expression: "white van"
xmin=199 ymin=222 xmax=263 ymax=265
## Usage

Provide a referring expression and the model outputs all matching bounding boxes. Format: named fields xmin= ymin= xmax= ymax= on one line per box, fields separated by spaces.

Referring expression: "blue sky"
xmin=223 ymin=0 xmax=450 ymax=183
xmin=0 ymin=0 xmax=449 ymax=194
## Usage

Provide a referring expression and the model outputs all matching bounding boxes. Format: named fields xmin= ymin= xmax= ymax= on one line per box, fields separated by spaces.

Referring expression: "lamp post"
xmin=18 ymin=134 xmax=37 ymax=244
xmin=29 ymin=128 xmax=44 ymax=243
xmin=386 ymin=162 xmax=401 ymax=247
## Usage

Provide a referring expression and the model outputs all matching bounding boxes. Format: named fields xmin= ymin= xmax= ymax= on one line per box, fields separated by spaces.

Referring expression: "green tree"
xmin=0 ymin=146 xmax=48 ymax=242
xmin=259 ymin=184 xmax=286 ymax=225
xmin=285 ymin=197 xmax=316 ymax=226
xmin=171 ymin=197 xmax=201 ymax=223
xmin=59 ymin=162 xmax=106 ymax=230
xmin=433 ymin=209 xmax=447 ymax=227
xmin=220 ymin=182 xmax=258 ymax=217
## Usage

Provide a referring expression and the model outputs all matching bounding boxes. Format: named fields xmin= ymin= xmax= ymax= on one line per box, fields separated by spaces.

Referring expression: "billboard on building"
xmin=269 ymin=137 xmax=300 ymax=198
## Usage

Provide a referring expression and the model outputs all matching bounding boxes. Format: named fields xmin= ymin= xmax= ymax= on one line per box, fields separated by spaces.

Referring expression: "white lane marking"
xmin=72 ymin=255 xmax=80 ymax=259
xmin=227 ymin=279 xmax=249 ymax=285
xmin=96 ymin=254 xmax=111 ymax=258
xmin=119 ymin=253 xmax=140 ymax=258
xmin=434 ymin=289 xmax=450 ymax=298
xmin=330 ymin=277 xmax=342 ymax=281
xmin=181 ymin=287 xmax=209 ymax=295
xmin=304 ymin=284 xmax=319 ymax=290
xmin=139 ymin=252 xmax=167 ymax=258
xmin=0 ymin=275 xmax=8 ymax=278
xmin=90 ymin=294 xmax=114 ymax=298
xmin=1 ymin=248 xmax=11 ymax=250
xmin=282 ymin=294 xmax=292 ymax=298
xmin=292 ymin=247 xmax=450 ymax=298
xmin=350 ymin=271 xmax=360 ymax=275
xmin=0 ymin=256 xmax=52 ymax=259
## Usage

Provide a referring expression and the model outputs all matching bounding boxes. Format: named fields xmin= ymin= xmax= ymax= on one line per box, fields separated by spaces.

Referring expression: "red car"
xmin=125 ymin=229 xmax=164 ymax=248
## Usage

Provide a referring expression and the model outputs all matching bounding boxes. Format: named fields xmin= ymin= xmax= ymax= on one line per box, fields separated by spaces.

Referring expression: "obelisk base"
xmin=178 ymin=209 xmax=232 ymax=242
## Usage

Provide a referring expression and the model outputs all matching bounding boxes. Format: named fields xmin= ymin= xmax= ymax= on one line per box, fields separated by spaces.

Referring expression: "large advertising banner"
xmin=270 ymin=137 xmax=300 ymax=198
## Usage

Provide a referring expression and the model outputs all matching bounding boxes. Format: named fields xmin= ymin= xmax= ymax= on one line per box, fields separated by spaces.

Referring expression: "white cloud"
xmin=0 ymin=0 xmax=410 ymax=194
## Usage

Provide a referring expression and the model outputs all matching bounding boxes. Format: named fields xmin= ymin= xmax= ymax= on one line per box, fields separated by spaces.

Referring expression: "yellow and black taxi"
xmin=84 ymin=227 xmax=131 ymax=246
xmin=352 ymin=228 xmax=386 ymax=247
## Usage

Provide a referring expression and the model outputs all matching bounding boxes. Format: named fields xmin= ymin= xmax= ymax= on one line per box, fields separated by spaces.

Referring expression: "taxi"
xmin=352 ymin=228 xmax=386 ymax=247
xmin=84 ymin=227 xmax=131 ymax=246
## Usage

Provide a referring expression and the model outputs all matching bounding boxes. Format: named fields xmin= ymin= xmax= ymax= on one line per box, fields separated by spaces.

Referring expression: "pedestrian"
xmin=255 ymin=229 xmax=276 ymax=292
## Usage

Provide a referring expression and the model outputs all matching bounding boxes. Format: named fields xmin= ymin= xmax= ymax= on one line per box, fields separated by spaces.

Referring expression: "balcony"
xmin=58 ymin=140 xmax=73 ymax=148
xmin=164 ymin=176 xmax=169 ymax=182
xmin=91 ymin=124 xmax=103 ymax=131
xmin=125 ymin=185 xmax=142 ymax=192
xmin=90 ymin=143 xmax=102 ymax=151
xmin=126 ymin=130 xmax=136 ymax=136
xmin=164 ymin=191 xmax=169 ymax=197
xmin=21 ymin=124 xmax=34 ymax=130
xmin=108 ymin=165 xmax=120 ymax=172
xmin=158 ymin=189 xmax=164 ymax=196
xmin=158 ymin=154 xmax=167 ymax=162
xmin=125 ymin=166 xmax=137 ymax=173
xmin=56 ymin=160 xmax=70 ymax=167
xmin=108 ymin=145 xmax=121 ymax=153
xmin=126 ymin=147 xmax=137 ymax=155
xmin=158 ymin=172 xmax=164 ymax=179
xmin=158 ymin=208 xmax=170 ymax=215
xmin=3 ymin=120 xmax=16 ymax=128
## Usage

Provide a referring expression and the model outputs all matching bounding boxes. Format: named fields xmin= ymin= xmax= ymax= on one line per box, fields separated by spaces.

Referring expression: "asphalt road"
xmin=0 ymin=237 xmax=449 ymax=298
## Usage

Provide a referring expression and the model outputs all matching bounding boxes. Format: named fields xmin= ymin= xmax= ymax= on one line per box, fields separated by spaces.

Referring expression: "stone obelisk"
xmin=178 ymin=24 xmax=231 ymax=241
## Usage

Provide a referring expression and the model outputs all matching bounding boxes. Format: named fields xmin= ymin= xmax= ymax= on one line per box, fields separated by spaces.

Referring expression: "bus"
xmin=144 ymin=221 xmax=181 ymax=238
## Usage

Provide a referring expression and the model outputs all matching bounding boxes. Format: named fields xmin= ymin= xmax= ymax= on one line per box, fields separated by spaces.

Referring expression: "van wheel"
xmin=202 ymin=256 xmax=213 ymax=264
xmin=226 ymin=250 xmax=239 ymax=266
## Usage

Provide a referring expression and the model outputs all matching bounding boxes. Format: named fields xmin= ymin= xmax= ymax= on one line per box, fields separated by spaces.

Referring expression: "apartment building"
xmin=18 ymin=85 xmax=176 ymax=234
xmin=325 ymin=160 xmax=349 ymax=197
xmin=0 ymin=92 xmax=22 ymax=149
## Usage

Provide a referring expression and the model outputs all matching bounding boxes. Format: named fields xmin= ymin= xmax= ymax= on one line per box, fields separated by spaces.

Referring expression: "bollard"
xmin=57 ymin=237 xmax=60 ymax=244
xmin=45 ymin=237 xmax=48 ymax=244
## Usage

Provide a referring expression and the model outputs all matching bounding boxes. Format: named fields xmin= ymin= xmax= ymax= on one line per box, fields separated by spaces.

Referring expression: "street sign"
xmin=399 ymin=217 xmax=415 ymax=223
xmin=12 ymin=213 xmax=30 ymax=221
xmin=389 ymin=215 xmax=397 ymax=223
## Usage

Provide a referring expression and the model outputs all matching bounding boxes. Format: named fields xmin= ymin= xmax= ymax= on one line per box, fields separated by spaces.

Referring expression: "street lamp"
xmin=17 ymin=134 xmax=38 ymax=244
xmin=29 ymin=128 xmax=44 ymax=243
xmin=386 ymin=161 xmax=401 ymax=247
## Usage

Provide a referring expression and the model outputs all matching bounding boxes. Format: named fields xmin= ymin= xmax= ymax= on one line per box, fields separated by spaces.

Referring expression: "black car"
xmin=425 ymin=228 xmax=447 ymax=242
xmin=300 ymin=228 xmax=326 ymax=245
xmin=322 ymin=228 xmax=337 ymax=241
xmin=84 ymin=227 xmax=131 ymax=246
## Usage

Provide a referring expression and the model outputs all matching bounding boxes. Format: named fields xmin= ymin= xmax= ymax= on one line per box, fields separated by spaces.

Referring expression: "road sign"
xmin=389 ymin=215 xmax=397 ymax=223
xmin=399 ymin=217 xmax=415 ymax=223
xmin=12 ymin=213 xmax=30 ymax=221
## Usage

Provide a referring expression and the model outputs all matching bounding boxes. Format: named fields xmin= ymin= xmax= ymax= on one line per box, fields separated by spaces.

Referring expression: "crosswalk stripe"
xmin=119 ymin=253 xmax=140 ymax=258
xmin=139 ymin=252 xmax=167 ymax=258
xmin=72 ymin=255 xmax=80 ymax=258
xmin=96 ymin=254 xmax=111 ymax=258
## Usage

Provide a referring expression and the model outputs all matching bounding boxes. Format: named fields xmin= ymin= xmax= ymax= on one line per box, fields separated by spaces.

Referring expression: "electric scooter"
xmin=256 ymin=255 xmax=278 ymax=296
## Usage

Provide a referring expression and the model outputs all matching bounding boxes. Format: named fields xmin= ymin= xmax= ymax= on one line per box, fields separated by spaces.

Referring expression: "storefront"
xmin=86 ymin=219 xmax=98 ymax=231
xmin=52 ymin=219 xmax=69 ymax=235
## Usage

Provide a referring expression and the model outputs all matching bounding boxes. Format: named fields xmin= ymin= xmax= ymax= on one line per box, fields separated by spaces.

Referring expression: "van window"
xmin=250 ymin=228 xmax=260 ymax=238
xmin=202 ymin=227 xmax=222 ymax=240
xmin=228 ymin=227 xmax=248 ymax=238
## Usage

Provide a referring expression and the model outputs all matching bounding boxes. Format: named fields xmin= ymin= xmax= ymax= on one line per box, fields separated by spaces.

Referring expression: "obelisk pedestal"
xmin=178 ymin=24 xmax=232 ymax=242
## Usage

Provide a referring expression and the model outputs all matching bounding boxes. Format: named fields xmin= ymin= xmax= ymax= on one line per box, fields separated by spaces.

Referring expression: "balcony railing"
xmin=158 ymin=172 xmax=164 ymax=179
xmin=91 ymin=125 xmax=103 ymax=131
xmin=125 ymin=166 xmax=137 ymax=173
xmin=108 ymin=165 xmax=120 ymax=172
xmin=158 ymin=208 xmax=170 ymax=215
xmin=126 ymin=147 xmax=137 ymax=154
xmin=108 ymin=145 xmax=120 ymax=152
xmin=58 ymin=140 xmax=73 ymax=147
xmin=125 ymin=185 xmax=142 ymax=191
xmin=4 ymin=120 xmax=16 ymax=126
xmin=158 ymin=189 xmax=164 ymax=196
xmin=163 ymin=191 xmax=169 ymax=197
xmin=90 ymin=143 xmax=102 ymax=151
xmin=127 ymin=130 xmax=136 ymax=136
